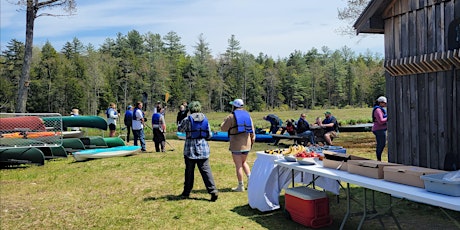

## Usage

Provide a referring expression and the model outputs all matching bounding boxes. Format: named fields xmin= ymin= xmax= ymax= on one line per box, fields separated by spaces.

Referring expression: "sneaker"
xmin=210 ymin=193 xmax=218 ymax=202
xmin=231 ymin=185 xmax=245 ymax=192
xmin=179 ymin=193 xmax=189 ymax=199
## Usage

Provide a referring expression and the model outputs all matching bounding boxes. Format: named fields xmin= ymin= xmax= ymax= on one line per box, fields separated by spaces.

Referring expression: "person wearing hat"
xmin=69 ymin=108 xmax=81 ymax=131
xmin=372 ymin=96 xmax=388 ymax=161
xmin=177 ymin=101 xmax=218 ymax=201
xmin=320 ymin=111 xmax=338 ymax=145
xmin=221 ymin=99 xmax=255 ymax=192
xmin=124 ymin=105 xmax=134 ymax=142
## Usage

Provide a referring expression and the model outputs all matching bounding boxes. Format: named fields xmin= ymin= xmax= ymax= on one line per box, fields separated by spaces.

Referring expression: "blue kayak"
xmin=176 ymin=131 xmax=274 ymax=143
xmin=72 ymin=146 xmax=141 ymax=162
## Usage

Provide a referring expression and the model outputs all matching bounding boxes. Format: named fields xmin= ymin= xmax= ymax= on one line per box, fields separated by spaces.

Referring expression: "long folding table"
xmin=275 ymin=160 xmax=460 ymax=229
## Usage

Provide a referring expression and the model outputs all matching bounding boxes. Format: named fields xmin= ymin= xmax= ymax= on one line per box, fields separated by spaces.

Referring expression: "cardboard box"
xmin=347 ymin=160 xmax=399 ymax=179
xmin=285 ymin=187 xmax=332 ymax=228
xmin=384 ymin=166 xmax=446 ymax=188
xmin=322 ymin=150 xmax=369 ymax=171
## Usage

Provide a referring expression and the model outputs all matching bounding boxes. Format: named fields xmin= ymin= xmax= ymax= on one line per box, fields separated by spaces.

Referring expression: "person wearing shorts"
xmin=221 ymin=99 xmax=255 ymax=192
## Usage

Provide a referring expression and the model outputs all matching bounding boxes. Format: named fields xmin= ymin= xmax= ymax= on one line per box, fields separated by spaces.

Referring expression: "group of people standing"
xmin=176 ymin=98 xmax=256 ymax=201
xmin=107 ymin=101 xmax=167 ymax=153
xmin=100 ymin=95 xmax=387 ymax=202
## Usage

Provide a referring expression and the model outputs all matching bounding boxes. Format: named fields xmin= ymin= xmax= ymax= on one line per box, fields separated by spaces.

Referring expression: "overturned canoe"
xmin=43 ymin=116 xmax=108 ymax=130
xmin=103 ymin=137 xmax=126 ymax=147
xmin=79 ymin=136 xmax=108 ymax=149
xmin=0 ymin=147 xmax=45 ymax=166
xmin=73 ymin=145 xmax=141 ymax=162
xmin=38 ymin=146 xmax=68 ymax=159
xmin=0 ymin=116 xmax=47 ymax=132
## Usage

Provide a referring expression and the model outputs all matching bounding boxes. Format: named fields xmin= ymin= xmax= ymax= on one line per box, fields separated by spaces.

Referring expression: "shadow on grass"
xmin=143 ymin=188 xmax=217 ymax=202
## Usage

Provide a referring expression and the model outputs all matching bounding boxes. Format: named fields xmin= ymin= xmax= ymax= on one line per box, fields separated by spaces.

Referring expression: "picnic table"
xmin=271 ymin=125 xmax=327 ymax=145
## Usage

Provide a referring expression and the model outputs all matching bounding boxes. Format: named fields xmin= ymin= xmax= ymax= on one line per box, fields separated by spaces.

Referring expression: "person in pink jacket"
xmin=372 ymin=96 xmax=388 ymax=161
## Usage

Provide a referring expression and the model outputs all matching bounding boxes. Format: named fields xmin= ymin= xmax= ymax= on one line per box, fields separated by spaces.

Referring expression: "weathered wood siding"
xmin=383 ymin=0 xmax=459 ymax=170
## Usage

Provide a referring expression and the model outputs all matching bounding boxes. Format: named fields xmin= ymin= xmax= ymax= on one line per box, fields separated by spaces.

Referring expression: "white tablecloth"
xmin=247 ymin=152 xmax=339 ymax=212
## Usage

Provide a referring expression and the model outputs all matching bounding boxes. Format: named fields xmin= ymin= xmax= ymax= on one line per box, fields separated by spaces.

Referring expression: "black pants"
xmin=125 ymin=125 xmax=132 ymax=142
xmin=152 ymin=128 xmax=165 ymax=152
xmin=182 ymin=157 xmax=218 ymax=196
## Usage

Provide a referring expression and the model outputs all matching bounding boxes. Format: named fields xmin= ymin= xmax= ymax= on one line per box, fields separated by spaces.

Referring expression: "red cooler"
xmin=285 ymin=187 xmax=332 ymax=228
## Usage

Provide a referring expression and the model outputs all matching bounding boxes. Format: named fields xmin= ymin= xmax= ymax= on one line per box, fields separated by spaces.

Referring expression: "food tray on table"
xmin=297 ymin=157 xmax=317 ymax=166
xmin=284 ymin=155 xmax=297 ymax=162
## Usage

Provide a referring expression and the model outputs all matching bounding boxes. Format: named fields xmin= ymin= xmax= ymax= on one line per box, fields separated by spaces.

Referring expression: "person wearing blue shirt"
xmin=296 ymin=113 xmax=315 ymax=145
xmin=320 ymin=111 xmax=338 ymax=146
xmin=177 ymin=101 xmax=218 ymax=201
xmin=123 ymin=105 xmax=133 ymax=142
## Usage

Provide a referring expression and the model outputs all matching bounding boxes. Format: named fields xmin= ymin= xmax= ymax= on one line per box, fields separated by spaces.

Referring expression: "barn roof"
xmin=353 ymin=0 xmax=394 ymax=34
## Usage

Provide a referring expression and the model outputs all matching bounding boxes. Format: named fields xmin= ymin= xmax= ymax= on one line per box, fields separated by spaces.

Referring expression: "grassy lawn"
xmin=1 ymin=109 xmax=459 ymax=229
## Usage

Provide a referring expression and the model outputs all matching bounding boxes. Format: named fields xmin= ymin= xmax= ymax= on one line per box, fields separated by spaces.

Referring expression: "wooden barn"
xmin=354 ymin=0 xmax=460 ymax=171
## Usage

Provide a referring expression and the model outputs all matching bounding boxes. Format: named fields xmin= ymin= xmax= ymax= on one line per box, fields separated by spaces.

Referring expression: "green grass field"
xmin=1 ymin=109 xmax=459 ymax=230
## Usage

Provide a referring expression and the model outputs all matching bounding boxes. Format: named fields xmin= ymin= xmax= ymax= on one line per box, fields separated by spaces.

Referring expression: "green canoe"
xmin=0 ymin=147 xmax=45 ymax=166
xmin=103 ymin=137 xmax=126 ymax=147
xmin=62 ymin=138 xmax=86 ymax=151
xmin=80 ymin=136 xmax=108 ymax=149
xmin=38 ymin=146 xmax=68 ymax=159
xmin=43 ymin=116 xmax=108 ymax=130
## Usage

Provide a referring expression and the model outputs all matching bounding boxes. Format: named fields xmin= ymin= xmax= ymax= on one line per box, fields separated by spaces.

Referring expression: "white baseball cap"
xmin=229 ymin=99 xmax=244 ymax=108
xmin=377 ymin=96 xmax=387 ymax=103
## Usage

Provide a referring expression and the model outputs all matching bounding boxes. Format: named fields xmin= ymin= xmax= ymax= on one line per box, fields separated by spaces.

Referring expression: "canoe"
xmin=42 ymin=116 xmax=108 ymax=130
xmin=62 ymin=138 xmax=86 ymax=152
xmin=0 ymin=116 xmax=46 ymax=132
xmin=62 ymin=130 xmax=85 ymax=138
xmin=1 ymin=131 xmax=61 ymax=139
xmin=72 ymin=146 xmax=141 ymax=162
xmin=0 ymin=147 xmax=45 ymax=166
xmin=338 ymin=123 xmax=373 ymax=132
xmin=79 ymin=136 xmax=108 ymax=149
xmin=38 ymin=146 xmax=68 ymax=159
xmin=103 ymin=137 xmax=126 ymax=147
xmin=176 ymin=131 xmax=274 ymax=143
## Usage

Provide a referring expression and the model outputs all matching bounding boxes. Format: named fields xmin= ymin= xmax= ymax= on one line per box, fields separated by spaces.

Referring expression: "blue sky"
xmin=1 ymin=0 xmax=384 ymax=58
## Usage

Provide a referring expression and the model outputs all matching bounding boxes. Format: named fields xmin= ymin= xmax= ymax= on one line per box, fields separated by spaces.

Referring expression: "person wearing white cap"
xmin=69 ymin=108 xmax=80 ymax=131
xmin=372 ymin=96 xmax=388 ymax=161
xmin=221 ymin=98 xmax=255 ymax=192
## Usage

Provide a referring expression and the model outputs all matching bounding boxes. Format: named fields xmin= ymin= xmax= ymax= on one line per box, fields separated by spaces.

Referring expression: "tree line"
xmin=0 ymin=30 xmax=385 ymax=115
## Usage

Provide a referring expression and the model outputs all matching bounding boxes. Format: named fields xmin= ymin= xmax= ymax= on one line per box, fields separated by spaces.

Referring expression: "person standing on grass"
xmin=106 ymin=103 xmax=119 ymax=137
xmin=124 ymin=105 xmax=134 ymax=143
xmin=372 ymin=96 xmax=388 ymax=161
xmin=176 ymin=103 xmax=188 ymax=125
xmin=152 ymin=107 xmax=167 ymax=152
xmin=221 ymin=98 xmax=255 ymax=192
xmin=132 ymin=102 xmax=146 ymax=152
xmin=178 ymin=101 xmax=218 ymax=201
